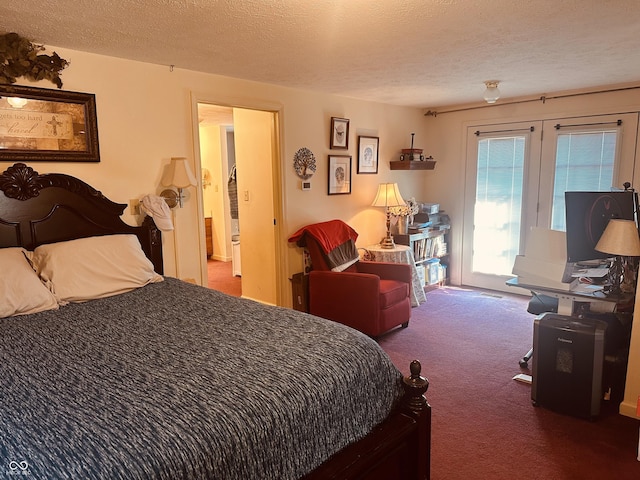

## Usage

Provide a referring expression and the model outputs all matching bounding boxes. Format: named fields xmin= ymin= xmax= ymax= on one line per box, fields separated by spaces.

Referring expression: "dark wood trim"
xmin=0 ymin=162 xmax=163 ymax=273
xmin=390 ymin=160 xmax=436 ymax=170
xmin=304 ymin=360 xmax=431 ymax=480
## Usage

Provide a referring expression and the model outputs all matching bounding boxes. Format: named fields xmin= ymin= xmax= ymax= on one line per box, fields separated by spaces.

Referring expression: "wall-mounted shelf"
xmin=390 ymin=160 xmax=436 ymax=170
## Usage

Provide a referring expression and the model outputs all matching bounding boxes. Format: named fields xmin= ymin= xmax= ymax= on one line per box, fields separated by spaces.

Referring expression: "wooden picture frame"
xmin=330 ymin=117 xmax=349 ymax=149
xmin=328 ymin=155 xmax=352 ymax=195
xmin=0 ymin=84 xmax=100 ymax=162
xmin=357 ymin=136 xmax=379 ymax=174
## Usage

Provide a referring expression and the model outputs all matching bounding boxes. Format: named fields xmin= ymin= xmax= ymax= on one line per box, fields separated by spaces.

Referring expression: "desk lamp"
xmin=595 ymin=219 xmax=640 ymax=295
xmin=372 ymin=183 xmax=405 ymax=249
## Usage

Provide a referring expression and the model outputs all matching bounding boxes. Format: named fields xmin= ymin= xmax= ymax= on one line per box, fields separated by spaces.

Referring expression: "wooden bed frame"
xmin=0 ymin=162 xmax=432 ymax=479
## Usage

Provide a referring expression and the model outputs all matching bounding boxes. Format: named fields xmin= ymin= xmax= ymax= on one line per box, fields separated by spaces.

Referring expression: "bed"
xmin=0 ymin=162 xmax=431 ymax=479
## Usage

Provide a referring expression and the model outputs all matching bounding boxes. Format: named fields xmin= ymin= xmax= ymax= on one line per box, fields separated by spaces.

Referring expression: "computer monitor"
xmin=564 ymin=191 xmax=638 ymax=263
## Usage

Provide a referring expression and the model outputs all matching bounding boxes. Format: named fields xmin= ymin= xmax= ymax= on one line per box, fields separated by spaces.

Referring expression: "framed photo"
xmin=357 ymin=136 xmax=379 ymax=174
xmin=330 ymin=117 xmax=349 ymax=149
xmin=0 ymin=84 xmax=100 ymax=162
xmin=328 ymin=155 xmax=352 ymax=195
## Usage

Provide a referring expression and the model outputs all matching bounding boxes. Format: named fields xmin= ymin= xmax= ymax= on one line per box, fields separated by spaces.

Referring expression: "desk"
xmin=365 ymin=244 xmax=427 ymax=307
xmin=506 ymin=277 xmax=631 ymax=315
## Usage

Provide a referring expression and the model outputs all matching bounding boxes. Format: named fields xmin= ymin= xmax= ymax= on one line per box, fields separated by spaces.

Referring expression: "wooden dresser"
xmin=205 ymin=217 xmax=213 ymax=258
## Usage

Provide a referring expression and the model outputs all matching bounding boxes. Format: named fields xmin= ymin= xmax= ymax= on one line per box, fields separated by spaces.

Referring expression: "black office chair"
xmin=519 ymin=292 xmax=558 ymax=368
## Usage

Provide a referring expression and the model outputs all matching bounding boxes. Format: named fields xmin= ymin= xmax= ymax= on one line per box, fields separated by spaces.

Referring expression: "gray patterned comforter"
xmin=0 ymin=278 xmax=403 ymax=479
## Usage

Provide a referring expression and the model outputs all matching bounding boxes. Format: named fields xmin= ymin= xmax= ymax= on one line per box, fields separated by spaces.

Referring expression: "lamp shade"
xmin=595 ymin=219 xmax=640 ymax=257
xmin=162 ymin=157 xmax=197 ymax=188
xmin=371 ymin=183 xmax=405 ymax=208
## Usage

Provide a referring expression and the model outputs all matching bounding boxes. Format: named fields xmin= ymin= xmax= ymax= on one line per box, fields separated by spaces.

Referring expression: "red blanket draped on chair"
xmin=288 ymin=219 xmax=359 ymax=271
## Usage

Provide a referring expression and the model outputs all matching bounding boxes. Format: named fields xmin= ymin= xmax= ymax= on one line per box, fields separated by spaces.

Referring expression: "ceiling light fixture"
xmin=483 ymin=81 xmax=501 ymax=104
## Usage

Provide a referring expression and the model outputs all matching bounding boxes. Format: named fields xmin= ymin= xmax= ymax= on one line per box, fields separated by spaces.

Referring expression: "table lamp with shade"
xmin=595 ymin=219 xmax=640 ymax=295
xmin=371 ymin=182 xmax=406 ymax=249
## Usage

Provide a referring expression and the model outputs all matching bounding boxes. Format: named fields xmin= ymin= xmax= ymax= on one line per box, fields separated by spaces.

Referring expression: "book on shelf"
xmin=412 ymin=236 xmax=441 ymax=261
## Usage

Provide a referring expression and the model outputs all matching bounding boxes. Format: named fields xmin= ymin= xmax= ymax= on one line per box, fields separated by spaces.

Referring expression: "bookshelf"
xmin=394 ymin=225 xmax=450 ymax=287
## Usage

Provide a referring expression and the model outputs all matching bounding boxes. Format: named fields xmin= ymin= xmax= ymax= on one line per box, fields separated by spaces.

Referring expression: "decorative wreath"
xmin=0 ymin=32 xmax=69 ymax=88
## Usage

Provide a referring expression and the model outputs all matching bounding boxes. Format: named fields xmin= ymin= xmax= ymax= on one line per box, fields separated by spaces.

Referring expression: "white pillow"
xmin=30 ymin=234 xmax=163 ymax=303
xmin=0 ymin=247 xmax=59 ymax=318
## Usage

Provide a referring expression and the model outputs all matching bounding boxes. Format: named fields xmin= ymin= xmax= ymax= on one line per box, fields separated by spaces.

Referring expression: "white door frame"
xmin=462 ymin=113 xmax=638 ymax=293
xmin=189 ymin=92 xmax=287 ymax=306
xmin=462 ymin=121 xmax=542 ymax=293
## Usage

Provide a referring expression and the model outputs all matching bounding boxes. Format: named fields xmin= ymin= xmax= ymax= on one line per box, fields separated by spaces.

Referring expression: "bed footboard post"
xmin=402 ymin=359 xmax=431 ymax=480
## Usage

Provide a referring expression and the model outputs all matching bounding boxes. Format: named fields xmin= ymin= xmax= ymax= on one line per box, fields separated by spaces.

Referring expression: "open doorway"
xmin=195 ymin=102 xmax=283 ymax=306
xmin=198 ymin=105 xmax=240 ymax=295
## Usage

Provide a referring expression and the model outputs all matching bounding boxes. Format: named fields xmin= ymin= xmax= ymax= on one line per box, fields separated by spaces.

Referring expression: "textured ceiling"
xmin=2 ymin=0 xmax=640 ymax=109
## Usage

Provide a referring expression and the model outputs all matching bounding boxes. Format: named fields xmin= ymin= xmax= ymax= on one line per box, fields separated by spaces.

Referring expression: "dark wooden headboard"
xmin=0 ymin=163 xmax=163 ymax=274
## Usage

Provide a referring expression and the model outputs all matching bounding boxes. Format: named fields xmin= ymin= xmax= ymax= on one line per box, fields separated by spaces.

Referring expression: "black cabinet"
xmin=290 ymin=273 xmax=309 ymax=312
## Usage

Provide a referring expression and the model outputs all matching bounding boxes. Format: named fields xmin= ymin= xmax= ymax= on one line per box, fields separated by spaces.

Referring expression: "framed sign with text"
xmin=0 ymin=84 xmax=100 ymax=162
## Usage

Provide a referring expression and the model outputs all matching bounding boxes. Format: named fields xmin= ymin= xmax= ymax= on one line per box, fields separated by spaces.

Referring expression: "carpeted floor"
xmin=207 ymin=260 xmax=242 ymax=297
xmin=377 ymin=285 xmax=640 ymax=480
xmin=207 ymin=263 xmax=640 ymax=478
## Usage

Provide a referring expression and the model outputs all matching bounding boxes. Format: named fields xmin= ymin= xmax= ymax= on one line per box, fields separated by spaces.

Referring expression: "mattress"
xmin=0 ymin=277 xmax=403 ymax=479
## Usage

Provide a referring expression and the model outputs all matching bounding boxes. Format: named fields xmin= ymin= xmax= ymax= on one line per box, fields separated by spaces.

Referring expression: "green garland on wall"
xmin=0 ymin=32 xmax=69 ymax=88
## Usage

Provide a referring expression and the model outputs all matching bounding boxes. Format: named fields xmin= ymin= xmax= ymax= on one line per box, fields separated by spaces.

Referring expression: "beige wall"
xmin=0 ymin=46 xmax=428 ymax=290
xmin=199 ymin=124 xmax=227 ymax=260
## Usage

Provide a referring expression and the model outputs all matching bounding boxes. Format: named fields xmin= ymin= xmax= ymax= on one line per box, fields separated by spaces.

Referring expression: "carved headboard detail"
xmin=0 ymin=163 xmax=163 ymax=273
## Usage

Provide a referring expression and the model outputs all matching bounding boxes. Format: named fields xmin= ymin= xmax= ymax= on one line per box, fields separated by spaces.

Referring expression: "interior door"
xmin=233 ymin=108 xmax=279 ymax=305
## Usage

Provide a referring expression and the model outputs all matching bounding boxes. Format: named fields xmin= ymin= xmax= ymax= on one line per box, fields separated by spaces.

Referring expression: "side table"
xmin=365 ymin=244 xmax=427 ymax=307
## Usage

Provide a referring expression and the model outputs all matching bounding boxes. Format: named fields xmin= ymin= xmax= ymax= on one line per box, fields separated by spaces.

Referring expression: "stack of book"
xmin=412 ymin=236 xmax=447 ymax=262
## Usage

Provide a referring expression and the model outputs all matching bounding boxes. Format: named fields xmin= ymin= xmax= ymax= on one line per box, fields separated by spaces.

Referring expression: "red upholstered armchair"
xmin=288 ymin=220 xmax=411 ymax=337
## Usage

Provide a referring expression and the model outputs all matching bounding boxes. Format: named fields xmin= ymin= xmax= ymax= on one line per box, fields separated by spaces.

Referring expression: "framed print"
xmin=0 ymin=84 xmax=100 ymax=162
xmin=328 ymin=155 xmax=351 ymax=195
xmin=357 ymin=136 xmax=379 ymax=174
xmin=330 ymin=117 xmax=349 ymax=149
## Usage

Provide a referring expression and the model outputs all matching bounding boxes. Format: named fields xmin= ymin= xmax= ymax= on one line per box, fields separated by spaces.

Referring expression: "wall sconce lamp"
xmin=372 ymin=182 xmax=406 ymax=249
xmin=483 ymin=81 xmax=501 ymax=104
xmin=160 ymin=157 xmax=197 ymax=208
xmin=595 ymin=219 xmax=640 ymax=295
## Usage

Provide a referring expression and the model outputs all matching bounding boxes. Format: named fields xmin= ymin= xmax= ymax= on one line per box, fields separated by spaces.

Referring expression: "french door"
xmin=462 ymin=114 xmax=638 ymax=292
